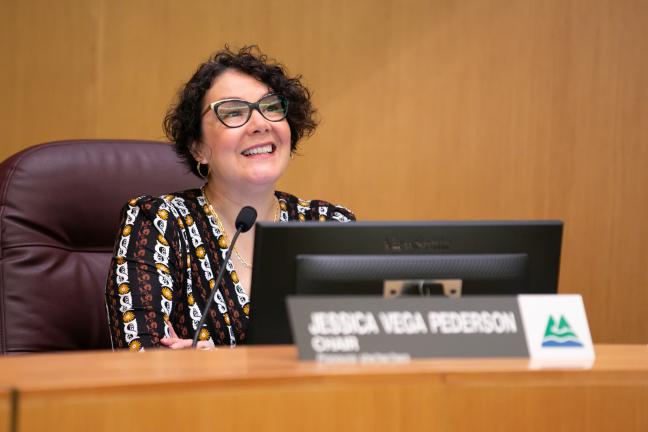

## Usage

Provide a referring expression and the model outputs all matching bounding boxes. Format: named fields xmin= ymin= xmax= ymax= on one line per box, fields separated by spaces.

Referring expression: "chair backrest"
xmin=0 ymin=140 xmax=202 ymax=354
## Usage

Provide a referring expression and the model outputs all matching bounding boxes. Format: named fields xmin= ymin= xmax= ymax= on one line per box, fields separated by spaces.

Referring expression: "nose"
xmin=247 ymin=108 xmax=270 ymax=133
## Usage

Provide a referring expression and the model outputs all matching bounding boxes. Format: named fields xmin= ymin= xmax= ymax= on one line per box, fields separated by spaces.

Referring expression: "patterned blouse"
xmin=105 ymin=189 xmax=355 ymax=351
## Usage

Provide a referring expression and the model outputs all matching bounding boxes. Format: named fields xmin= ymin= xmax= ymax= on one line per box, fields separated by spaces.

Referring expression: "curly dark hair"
xmin=163 ymin=45 xmax=317 ymax=178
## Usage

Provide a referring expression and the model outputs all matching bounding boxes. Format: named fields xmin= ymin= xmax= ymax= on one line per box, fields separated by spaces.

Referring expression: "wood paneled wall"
xmin=1 ymin=0 xmax=647 ymax=343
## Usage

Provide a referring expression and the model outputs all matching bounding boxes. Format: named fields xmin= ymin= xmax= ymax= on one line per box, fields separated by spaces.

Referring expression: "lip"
xmin=240 ymin=142 xmax=276 ymax=156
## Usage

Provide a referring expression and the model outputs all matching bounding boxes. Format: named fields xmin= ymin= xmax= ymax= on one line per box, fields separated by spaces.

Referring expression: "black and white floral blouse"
xmin=105 ymin=188 xmax=355 ymax=351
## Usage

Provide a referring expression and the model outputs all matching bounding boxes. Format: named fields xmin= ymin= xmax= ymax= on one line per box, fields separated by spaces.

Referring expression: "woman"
xmin=105 ymin=46 xmax=355 ymax=350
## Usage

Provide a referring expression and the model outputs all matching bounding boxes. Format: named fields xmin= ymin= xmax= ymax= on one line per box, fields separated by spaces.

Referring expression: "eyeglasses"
xmin=202 ymin=93 xmax=289 ymax=128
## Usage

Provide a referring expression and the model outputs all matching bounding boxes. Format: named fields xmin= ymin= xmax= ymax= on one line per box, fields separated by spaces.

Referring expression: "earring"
xmin=196 ymin=161 xmax=209 ymax=179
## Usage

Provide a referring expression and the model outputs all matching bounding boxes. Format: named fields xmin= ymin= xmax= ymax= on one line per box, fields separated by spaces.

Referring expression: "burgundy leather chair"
xmin=0 ymin=140 xmax=202 ymax=354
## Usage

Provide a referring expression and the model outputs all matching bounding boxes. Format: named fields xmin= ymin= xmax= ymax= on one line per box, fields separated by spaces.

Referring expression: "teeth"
xmin=242 ymin=144 xmax=273 ymax=156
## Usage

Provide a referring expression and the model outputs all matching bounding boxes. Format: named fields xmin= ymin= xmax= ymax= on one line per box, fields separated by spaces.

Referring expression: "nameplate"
xmin=286 ymin=295 xmax=594 ymax=366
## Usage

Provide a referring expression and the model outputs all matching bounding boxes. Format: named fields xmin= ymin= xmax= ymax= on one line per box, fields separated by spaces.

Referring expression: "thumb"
xmin=165 ymin=320 xmax=179 ymax=339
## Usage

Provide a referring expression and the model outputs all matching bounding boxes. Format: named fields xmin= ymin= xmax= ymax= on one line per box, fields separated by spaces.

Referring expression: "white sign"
xmin=518 ymin=295 xmax=595 ymax=368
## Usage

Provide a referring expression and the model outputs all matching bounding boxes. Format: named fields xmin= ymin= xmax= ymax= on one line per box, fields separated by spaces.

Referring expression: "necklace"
xmin=201 ymin=186 xmax=279 ymax=269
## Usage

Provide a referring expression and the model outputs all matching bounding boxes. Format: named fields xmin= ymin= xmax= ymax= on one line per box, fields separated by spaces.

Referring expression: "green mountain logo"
xmin=541 ymin=315 xmax=583 ymax=347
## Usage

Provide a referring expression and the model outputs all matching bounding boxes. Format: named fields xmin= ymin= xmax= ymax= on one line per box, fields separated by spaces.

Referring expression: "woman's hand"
xmin=160 ymin=322 xmax=216 ymax=350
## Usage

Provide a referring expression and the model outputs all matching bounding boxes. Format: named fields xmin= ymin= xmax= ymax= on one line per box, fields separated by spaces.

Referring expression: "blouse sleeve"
xmin=310 ymin=200 xmax=356 ymax=222
xmin=329 ymin=204 xmax=356 ymax=222
xmin=105 ymin=196 xmax=184 ymax=351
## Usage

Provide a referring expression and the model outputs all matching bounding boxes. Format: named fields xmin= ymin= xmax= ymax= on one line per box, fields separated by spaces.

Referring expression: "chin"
xmin=243 ymin=163 xmax=288 ymax=187
xmin=243 ymin=172 xmax=283 ymax=188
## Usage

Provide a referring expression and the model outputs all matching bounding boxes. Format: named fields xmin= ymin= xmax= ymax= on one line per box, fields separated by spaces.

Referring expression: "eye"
xmin=221 ymin=109 xmax=244 ymax=118
xmin=265 ymin=103 xmax=281 ymax=112
xmin=217 ymin=101 xmax=249 ymax=119
xmin=261 ymin=96 xmax=285 ymax=114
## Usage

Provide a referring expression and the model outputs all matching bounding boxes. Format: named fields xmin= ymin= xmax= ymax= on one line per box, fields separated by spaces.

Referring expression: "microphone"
xmin=191 ymin=206 xmax=257 ymax=348
xmin=235 ymin=206 xmax=257 ymax=233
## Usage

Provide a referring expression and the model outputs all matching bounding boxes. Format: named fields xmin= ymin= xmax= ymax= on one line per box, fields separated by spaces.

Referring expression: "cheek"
xmin=279 ymin=122 xmax=292 ymax=146
xmin=206 ymin=128 xmax=244 ymax=152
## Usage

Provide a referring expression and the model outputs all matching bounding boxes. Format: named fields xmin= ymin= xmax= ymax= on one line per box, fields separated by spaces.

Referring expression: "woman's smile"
xmin=241 ymin=143 xmax=276 ymax=157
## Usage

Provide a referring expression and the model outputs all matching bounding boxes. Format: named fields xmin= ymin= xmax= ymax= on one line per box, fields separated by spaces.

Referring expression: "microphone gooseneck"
xmin=191 ymin=206 xmax=257 ymax=348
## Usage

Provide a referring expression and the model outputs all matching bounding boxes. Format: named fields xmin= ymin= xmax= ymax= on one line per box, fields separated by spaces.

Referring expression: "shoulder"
xmin=120 ymin=188 xmax=203 ymax=221
xmin=275 ymin=191 xmax=356 ymax=222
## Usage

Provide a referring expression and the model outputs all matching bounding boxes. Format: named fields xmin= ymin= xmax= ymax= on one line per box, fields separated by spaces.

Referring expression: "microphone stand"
xmin=191 ymin=223 xmax=247 ymax=348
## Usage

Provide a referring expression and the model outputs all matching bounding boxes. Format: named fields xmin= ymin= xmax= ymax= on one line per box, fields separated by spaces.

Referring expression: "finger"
xmin=160 ymin=334 xmax=215 ymax=350
xmin=170 ymin=339 xmax=194 ymax=349
xmin=165 ymin=320 xmax=179 ymax=339
xmin=159 ymin=337 xmax=177 ymax=346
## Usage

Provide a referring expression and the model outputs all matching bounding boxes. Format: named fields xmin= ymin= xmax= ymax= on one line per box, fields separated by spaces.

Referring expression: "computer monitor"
xmin=246 ymin=221 xmax=562 ymax=344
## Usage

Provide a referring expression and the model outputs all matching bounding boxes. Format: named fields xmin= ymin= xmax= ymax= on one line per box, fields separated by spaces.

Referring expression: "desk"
xmin=0 ymin=388 xmax=10 ymax=432
xmin=0 ymin=345 xmax=647 ymax=431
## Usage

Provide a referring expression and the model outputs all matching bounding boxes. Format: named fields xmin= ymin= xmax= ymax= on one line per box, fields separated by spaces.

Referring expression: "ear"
xmin=189 ymin=141 xmax=207 ymax=164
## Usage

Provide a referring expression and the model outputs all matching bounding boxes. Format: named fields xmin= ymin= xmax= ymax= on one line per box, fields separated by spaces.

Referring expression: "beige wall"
xmin=1 ymin=0 xmax=647 ymax=343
